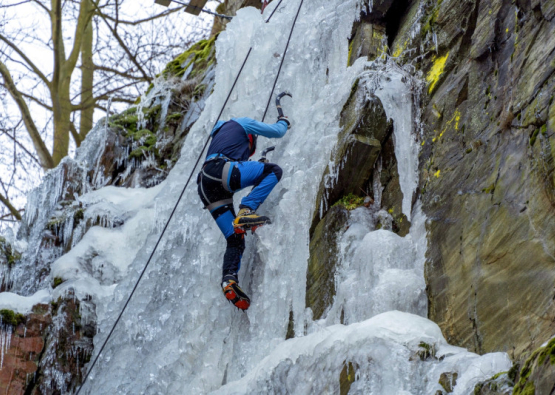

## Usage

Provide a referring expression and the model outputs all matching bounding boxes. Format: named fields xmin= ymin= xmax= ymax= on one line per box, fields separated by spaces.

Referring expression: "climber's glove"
xmin=278 ymin=116 xmax=291 ymax=129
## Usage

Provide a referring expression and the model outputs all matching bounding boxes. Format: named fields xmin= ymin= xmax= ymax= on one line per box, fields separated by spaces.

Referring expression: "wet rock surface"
xmin=415 ymin=0 xmax=555 ymax=362
xmin=0 ymin=308 xmax=50 ymax=395
xmin=0 ymin=297 xmax=94 ymax=395
xmin=374 ymin=0 xmax=555 ymax=387
xmin=306 ymin=205 xmax=349 ymax=320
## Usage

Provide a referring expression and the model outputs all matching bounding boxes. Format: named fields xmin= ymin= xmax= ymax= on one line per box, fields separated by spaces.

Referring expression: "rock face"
xmin=319 ymin=0 xmax=555 ymax=386
xmin=0 ymin=309 xmax=50 ymax=394
xmin=358 ymin=0 xmax=555 ymax=380
xmin=410 ymin=0 xmax=555 ymax=362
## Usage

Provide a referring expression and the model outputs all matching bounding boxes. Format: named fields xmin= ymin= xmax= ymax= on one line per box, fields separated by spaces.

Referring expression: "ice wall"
xmin=81 ymin=2 xmax=373 ymax=392
xmin=2 ymin=0 xmax=512 ymax=393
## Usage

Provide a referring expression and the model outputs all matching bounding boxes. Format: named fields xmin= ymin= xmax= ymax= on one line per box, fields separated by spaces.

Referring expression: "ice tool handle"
xmin=259 ymin=146 xmax=275 ymax=163
xmin=276 ymin=91 xmax=292 ymax=118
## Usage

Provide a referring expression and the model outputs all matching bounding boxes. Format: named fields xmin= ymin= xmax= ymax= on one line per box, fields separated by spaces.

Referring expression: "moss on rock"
xmin=52 ymin=277 xmax=64 ymax=289
xmin=162 ymin=36 xmax=216 ymax=79
xmin=0 ymin=237 xmax=21 ymax=268
xmin=0 ymin=309 xmax=26 ymax=327
xmin=333 ymin=193 xmax=366 ymax=210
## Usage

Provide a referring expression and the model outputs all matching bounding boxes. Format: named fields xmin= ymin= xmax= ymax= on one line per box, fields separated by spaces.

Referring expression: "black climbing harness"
xmin=199 ymin=159 xmax=234 ymax=211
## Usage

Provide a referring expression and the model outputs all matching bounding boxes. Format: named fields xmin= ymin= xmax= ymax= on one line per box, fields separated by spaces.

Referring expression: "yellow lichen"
xmin=426 ymin=53 xmax=449 ymax=93
xmin=434 ymin=109 xmax=461 ymax=141
xmin=392 ymin=38 xmax=410 ymax=58
xmin=434 ymin=170 xmax=441 ymax=178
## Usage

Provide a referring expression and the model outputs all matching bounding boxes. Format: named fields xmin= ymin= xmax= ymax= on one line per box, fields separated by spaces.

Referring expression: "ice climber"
xmin=197 ymin=115 xmax=290 ymax=310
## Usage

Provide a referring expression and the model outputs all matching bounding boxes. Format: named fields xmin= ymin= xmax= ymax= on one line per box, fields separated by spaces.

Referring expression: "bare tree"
xmin=0 ymin=0 xmax=214 ymax=222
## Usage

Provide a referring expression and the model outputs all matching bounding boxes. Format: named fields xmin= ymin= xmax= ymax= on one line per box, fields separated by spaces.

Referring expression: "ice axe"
xmin=258 ymin=146 xmax=275 ymax=163
xmin=275 ymin=91 xmax=292 ymax=119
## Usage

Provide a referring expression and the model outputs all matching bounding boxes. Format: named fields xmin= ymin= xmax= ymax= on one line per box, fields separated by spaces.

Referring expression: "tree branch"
xmin=0 ymin=190 xmax=22 ymax=221
xmin=98 ymin=5 xmax=185 ymax=26
xmin=18 ymin=90 xmax=53 ymax=110
xmin=0 ymin=61 xmax=54 ymax=169
xmin=93 ymin=64 xmax=146 ymax=81
xmin=0 ymin=0 xmax=31 ymax=8
xmin=63 ymin=0 xmax=96 ymax=75
xmin=0 ymin=33 xmax=51 ymax=87
xmin=0 ymin=127 xmax=42 ymax=166
xmin=28 ymin=0 xmax=50 ymax=13
xmin=94 ymin=3 xmax=153 ymax=84
xmin=69 ymin=121 xmax=82 ymax=146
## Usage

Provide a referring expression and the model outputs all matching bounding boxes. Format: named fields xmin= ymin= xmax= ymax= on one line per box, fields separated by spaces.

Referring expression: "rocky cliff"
xmin=341 ymin=0 xmax=555 ymax=390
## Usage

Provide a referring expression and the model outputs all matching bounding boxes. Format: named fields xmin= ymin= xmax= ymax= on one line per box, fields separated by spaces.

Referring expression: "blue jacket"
xmin=206 ymin=117 xmax=288 ymax=162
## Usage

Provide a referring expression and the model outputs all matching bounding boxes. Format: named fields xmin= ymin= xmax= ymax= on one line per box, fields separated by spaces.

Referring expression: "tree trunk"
xmin=79 ymin=0 xmax=94 ymax=144
xmin=51 ymin=86 xmax=71 ymax=166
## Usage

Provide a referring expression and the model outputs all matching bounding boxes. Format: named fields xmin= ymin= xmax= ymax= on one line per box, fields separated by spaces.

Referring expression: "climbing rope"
xmin=262 ymin=0 xmax=304 ymax=121
xmin=265 ymin=0 xmax=285 ymax=23
xmin=76 ymin=0 xmax=301 ymax=391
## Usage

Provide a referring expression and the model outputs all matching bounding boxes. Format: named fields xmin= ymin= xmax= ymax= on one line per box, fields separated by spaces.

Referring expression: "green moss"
xmin=166 ymin=112 xmax=183 ymax=122
xmin=142 ymin=104 xmax=161 ymax=118
xmin=110 ymin=109 xmax=140 ymax=133
xmin=0 ymin=237 xmax=21 ymax=268
xmin=131 ymin=129 xmax=157 ymax=146
xmin=347 ymin=40 xmax=354 ymax=66
xmin=519 ymin=381 xmax=536 ymax=395
xmin=508 ymin=363 xmax=520 ymax=382
xmin=530 ymin=129 xmax=540 ymax=146
xmin=333 ymin=193 xmax=365 ymax=210
xmin=417 ymin=341 xmax=436 ymax=360
xmin=73 ymin=208 xmax=85 ymax=227
xmin=483 ymin=183 xmax=496 ymax=194
xmin=0 ymin=309 xmax=26 ymax=327
xmin=466 ymin=148 xmax=473 ymax=154
xmin=540 ymin=124 xmax=547 ymax=135
xmin=537 ymin=337 xmax=555 ymax=366
xmin=490 ymin=371 xmax=508 ymax=380
xmin=421 ymin=0 xmax=444 ymax=38
xmin=52 ymin=277 xmax=64 ymax=289
xmin=162 ymin=36 xmax=216 ymax=79
xmin=514 ymin=348 xmax=542 ymax=393
xmin=192 ymin=83 xmax=207 ymax=98
xmin=339 ymin=362 xmax=357 ymax=395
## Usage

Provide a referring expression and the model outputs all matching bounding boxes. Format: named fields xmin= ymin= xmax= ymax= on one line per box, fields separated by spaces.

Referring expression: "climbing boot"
xmin=222 ymin=279 xmax=250 ymax=310
xmin=233 ymin=208 xmax=271 ymax=232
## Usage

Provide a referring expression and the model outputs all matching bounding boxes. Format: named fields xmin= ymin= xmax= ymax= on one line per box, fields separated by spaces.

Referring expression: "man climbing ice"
xmin=197 ymin=111 xmax=290 ymax=311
